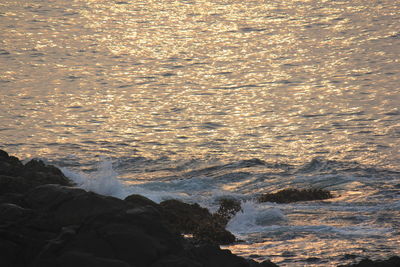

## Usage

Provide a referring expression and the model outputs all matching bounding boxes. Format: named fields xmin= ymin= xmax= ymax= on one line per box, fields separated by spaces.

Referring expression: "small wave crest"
xmin=61 ymin=159 xmax=127 ymax=198
xmin=61 ymin=159 xmax=244 ymax=204
xmin=227 ymin=201 xmax=287 ymax=236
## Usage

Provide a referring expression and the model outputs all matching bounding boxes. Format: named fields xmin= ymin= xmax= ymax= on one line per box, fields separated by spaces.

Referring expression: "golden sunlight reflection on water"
xmin=0 ymin=0 xmax=399 ymax=169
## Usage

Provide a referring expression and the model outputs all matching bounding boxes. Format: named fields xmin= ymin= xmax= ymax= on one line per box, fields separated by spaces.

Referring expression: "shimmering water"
xmin=1 ymin=0 xmax=400 ymax=266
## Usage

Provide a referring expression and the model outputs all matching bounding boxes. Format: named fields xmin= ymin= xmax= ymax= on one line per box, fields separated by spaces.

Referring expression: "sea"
xmin=1 ymin=0 xmax=399 ymax=266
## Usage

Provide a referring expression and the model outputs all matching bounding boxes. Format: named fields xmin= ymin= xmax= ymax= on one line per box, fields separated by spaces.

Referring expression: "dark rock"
xmin=125 ymin=194 xmax=160 ymax=209
xmin=338 ymin=256 xmax=400 ymax=267
xmin=0 ymin=175 xmax=31 ymax=195
xmin=159 ymin=199 xmax=236 ymax=245
xmin=0 ymin=150 xmax=72 ymax=196
xmin=22 ymin=159 xmax=71 ymax=187
xmin=0 ymin=224 xmax=58 ymax=267
xmin=126 ymin=206 xmax=161 ymax=222
xmin=0 ymin=192 xmax=25 ymax=206
xmin=151 ymin=255 xmax=202 ymax=267
xmin=0 ymin=150 xmax=23 ymax=173
xmin=24 ymin=184 xmax=86 ymax=210
xmin=245 ymin=258 xmax=279 ymax=267
xmin=259 ymin=259 xmax=280 ymax=267
xmin=237 ymin=158 xmax=266 ymax=167
xmin=159 ymin=199 xmax=211 ymax=233
xmin=36 ymin=209 xmax=182 ymax=267
xmin=257 ymin=188 xmax=333 ymax=203
xmin=342 ymin=254 xmax=360 ymax=260
xmin=0 ymin=149 xmax=8 ymax=158
xmin=35 ymin=250 xmax=132 ymax=267
xmin=24 ymin=184 xmax=128 ymax=228
xmin=188 ymin=244 xmax=249 ymax=267
xmin=214 ymin=197 xmax=242 ymax=226
xmin=0 ymin=203 xmax=34 ymax=225
xmin=24 ymin=159 xmax=65 ymax=177
xmin=0 ymin=238 xmax=19 ymax=267
xmin=57 ymin=251 xmax=132 ymax=267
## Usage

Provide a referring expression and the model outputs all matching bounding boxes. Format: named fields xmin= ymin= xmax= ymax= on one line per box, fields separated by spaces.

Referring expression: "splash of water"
xmin=227 ymin=201 xmax=287 ymax=237
xmin=61 ymin=159 xmax=127 ymax=198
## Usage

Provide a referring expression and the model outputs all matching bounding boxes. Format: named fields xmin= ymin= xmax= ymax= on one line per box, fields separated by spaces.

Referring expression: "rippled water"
xmin=1 ymin=0 xmax=400 ymax=168
xmin=1 ymin=0 xmax=400 ymax=266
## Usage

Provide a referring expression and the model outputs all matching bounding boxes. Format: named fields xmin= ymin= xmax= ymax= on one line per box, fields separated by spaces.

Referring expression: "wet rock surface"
xmin=159 ymin=199 xmax=236 ymax=245
xmin=257 ymin=188 xmax=333 ymax=203
xmin=214 ymin=197 xmax=242 ymax=226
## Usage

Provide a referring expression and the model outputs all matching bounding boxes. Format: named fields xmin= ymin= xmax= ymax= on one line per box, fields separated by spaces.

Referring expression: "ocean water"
xmin=1 ymin=0 xmax=399 ymax=266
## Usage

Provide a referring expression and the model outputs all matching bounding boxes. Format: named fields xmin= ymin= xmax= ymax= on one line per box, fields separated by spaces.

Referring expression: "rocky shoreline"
xmin=0 ymin=150 xmax=398 ymax=267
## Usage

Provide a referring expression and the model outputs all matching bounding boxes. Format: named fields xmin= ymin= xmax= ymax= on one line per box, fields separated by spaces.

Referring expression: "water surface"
xmin=1 ymin=0 xmax=399 ymax=265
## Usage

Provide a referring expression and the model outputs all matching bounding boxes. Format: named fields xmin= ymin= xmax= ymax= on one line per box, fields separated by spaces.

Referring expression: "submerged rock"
xmin=338 ymin=256 xmax=400 ymax=267
xmin=257 ymin=188 xmax=333 ymax=204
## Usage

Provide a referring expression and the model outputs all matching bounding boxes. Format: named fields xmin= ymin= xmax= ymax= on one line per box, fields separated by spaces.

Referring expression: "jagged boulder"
xmin=23 ymin=159 xmax=71 ymax=186
xmin=24 ymin=184 xmax=128 ymax=229
xmin=257 ymin=188 xmax=333 ymax=204
xmin=0 ymin=150 xmax=24 ymax=177
xmin=0 ymin=150 xmax=72 ymax=196
xmin=159 ymin=199 xmax=236 ymax=245
xmin=214 ymin=197 xmax=242 ymax=226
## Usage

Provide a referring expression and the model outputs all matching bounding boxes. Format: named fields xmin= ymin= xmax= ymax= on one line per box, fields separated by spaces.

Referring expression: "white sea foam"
xmin=61 ymin=160 xmax=230 ymax=203
xmin=61 ymin=159 xmax=128 ymax=198
xmin=227 ymin=201 xmax=287 ymax=236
